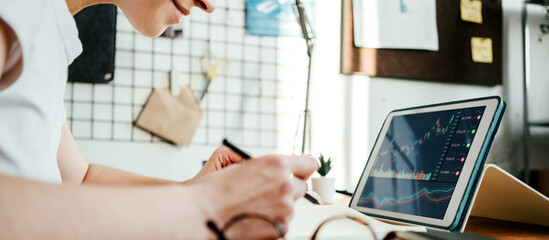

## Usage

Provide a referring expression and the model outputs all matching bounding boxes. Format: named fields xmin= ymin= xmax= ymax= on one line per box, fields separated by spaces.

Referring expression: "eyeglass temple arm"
xmin=207 ymin=221 xmax=227 ymax=240
xmin=310 ymin=215 xmax=378 ymax=240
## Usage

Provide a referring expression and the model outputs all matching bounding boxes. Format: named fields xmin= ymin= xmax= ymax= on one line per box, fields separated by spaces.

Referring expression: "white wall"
xmin=309 ymin=0 xmax=547 ymax=191
xmin=525 ymin=4 xmax=549 ymax=171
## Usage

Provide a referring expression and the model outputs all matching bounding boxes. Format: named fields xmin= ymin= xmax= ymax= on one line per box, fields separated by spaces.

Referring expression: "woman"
xmin=0 ymin=0 xmax=317 ymax=238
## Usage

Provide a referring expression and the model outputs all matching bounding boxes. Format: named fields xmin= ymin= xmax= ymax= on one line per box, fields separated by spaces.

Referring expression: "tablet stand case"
xmin=460 ymin=164 xmax=549 ymax=232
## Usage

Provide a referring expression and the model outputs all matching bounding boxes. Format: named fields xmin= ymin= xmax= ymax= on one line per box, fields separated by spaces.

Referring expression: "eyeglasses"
xmin=206 ymin=213 xmax=378 ymax=240
xmin=206 ymin=213 xmax=284 ymax=240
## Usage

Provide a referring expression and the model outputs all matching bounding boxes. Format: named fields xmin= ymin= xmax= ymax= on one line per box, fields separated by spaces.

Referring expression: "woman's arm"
xmin=0 ymin=17 xmax=22 ymax=91
xmin=0 ymin=18 xmax=9 ymax=75
xmin=0 ymin=173 xmax=212 ymax=239
xmin=57 ymin=123 xmax=179 ymax=185
xmin=57 ymin=123 xmax=245 ymax=185
xmin=1 ymin=154 xmax=317 ymax=239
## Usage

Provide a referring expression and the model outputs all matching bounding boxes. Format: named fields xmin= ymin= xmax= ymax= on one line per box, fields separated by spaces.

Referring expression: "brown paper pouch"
xmin=135 ymin=85 xmax=202 ymax=146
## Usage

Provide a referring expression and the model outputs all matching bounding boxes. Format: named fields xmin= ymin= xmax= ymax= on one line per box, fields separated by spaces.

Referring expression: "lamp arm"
xmin=294 ymin=0 xmax=315 ymax=56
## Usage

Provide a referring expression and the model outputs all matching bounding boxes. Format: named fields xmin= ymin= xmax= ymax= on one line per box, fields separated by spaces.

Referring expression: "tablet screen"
xmin=356 ymin=107 xmax=486 ymax=219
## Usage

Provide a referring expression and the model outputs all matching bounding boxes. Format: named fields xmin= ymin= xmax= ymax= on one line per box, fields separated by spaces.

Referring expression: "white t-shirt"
xmin=0 ymin=0 xmax=82 ymax=183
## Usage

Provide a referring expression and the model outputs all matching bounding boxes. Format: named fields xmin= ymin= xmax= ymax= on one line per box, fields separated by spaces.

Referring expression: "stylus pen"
xmin=222 ymin=139 xmax=320 ymax=205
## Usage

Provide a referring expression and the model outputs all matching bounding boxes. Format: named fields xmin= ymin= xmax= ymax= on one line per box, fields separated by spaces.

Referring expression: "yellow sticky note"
xmin=471 ymin=37 xmax=493 ymax=63
xmin=461 ymin=0 xmax=483 ymax=24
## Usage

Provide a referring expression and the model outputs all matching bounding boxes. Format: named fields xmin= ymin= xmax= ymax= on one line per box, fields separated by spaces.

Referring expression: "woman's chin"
xmin=137 ymin=27 xmax=167 ymax=38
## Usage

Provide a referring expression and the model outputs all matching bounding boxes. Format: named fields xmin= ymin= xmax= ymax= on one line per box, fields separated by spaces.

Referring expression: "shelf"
xmin=525 ymin=0 xmax=547 ymax=6
xmin=529 ymin=121 xmax=549 ymax=127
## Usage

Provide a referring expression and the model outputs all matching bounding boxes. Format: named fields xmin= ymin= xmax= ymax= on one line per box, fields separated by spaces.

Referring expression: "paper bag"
xmin=135 ymin=86 xmax=202 ymax=146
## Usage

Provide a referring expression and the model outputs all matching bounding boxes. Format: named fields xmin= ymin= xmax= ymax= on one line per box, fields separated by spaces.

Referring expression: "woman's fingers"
xmin=289 ymin=177 xmax=308 ymax=201
xmin=197 ymin=153 xmax=318 ymax=237
xmin=215 ymin=146 xmax=247 ymax=166
xmin=281 ymin=155 xmax=319 ymax=180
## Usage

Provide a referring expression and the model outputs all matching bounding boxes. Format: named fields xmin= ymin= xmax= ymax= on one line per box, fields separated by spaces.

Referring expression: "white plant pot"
xmin=311 ymin=177 xmax=335 ymax=204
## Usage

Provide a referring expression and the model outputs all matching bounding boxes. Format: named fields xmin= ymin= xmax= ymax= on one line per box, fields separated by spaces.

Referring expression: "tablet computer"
xmin=349 ymin=96 xmax=506 ymax=231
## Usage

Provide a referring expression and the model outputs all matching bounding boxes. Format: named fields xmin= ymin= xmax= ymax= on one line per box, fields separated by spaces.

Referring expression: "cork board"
xmin=341 ymin=0 xmax=502 ymax=85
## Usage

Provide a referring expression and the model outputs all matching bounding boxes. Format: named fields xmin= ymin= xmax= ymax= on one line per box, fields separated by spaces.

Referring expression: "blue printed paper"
xmin=246 ymin=0 xmax=315 ymax=37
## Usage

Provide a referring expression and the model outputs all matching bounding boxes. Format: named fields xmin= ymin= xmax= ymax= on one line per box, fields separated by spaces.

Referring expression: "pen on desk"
xmin=222 ymin=139 xmax=320 ymax=205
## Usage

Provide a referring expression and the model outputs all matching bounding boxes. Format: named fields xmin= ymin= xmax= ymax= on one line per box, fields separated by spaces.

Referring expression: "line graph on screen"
xmin=358 ymin=187 xmax=455 ymax=208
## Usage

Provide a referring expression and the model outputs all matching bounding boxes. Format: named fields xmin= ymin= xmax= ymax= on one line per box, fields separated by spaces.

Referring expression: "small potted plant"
xmin=311 ymin=153 xmax=335 ymax=204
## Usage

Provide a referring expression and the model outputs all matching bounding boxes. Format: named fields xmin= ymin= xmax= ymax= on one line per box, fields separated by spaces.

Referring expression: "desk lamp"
xmin=294 ymin=0 xmax=315 ymax=154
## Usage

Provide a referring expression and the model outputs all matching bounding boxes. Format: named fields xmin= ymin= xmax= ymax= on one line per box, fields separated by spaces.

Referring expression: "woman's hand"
xmin=189 ymin=146 xmax=247 ymax=183
xmin=191 ymin=154 xmax=318 ymax=239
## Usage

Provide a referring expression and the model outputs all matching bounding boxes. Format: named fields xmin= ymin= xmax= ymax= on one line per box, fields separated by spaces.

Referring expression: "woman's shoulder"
xmin=0 ymin=0 xmax=47 ymax=19
xmin=0 ymin=0 xmax=48 ymax=45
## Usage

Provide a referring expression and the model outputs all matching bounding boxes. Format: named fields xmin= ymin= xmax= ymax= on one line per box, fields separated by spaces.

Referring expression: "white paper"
xmin=287 ymin=205 xmax=426 ymax=240
xmin=353 ymin=0 xmax=439 ymax=51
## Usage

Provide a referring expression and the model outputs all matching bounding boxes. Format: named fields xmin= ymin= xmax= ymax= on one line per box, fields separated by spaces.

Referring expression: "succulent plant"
xmin=317 ymin=153 xmax=333 ymax=177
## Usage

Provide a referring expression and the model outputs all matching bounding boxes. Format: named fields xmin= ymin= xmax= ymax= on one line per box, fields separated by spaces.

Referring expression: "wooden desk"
xmin=465 ymin=217 xmax=549 ymax=240
xmin=330 ymin=194 xmax=549 ymax=239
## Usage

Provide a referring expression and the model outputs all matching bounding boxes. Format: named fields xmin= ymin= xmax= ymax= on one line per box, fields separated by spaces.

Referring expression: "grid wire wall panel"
xmin=65 ymin=2 xmax=309 ymax=152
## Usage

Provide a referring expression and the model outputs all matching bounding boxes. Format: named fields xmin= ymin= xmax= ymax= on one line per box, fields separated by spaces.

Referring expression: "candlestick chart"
xmin=370 ymin=110 xmax=460 ymax=182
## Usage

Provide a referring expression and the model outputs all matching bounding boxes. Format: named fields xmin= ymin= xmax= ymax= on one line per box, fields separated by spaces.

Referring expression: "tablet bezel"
xmin=349 ymin=97 xmax=502 ymax=229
